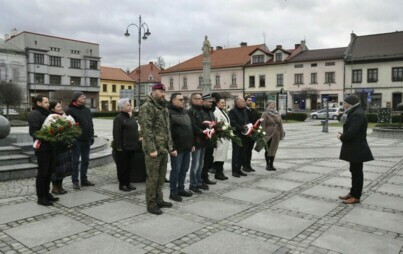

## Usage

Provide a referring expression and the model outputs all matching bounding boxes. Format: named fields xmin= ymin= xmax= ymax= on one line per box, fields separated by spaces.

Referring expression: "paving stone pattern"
xmin=1 ymin=120 xmax=402 ymax=253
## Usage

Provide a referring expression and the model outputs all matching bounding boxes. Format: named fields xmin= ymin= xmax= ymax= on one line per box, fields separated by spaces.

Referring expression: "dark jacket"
xmin=28 ymin=106 xmax=52 ymax=151
xmin=188 ymin=105 xmax=206 ymax=149
xmin=339 ymin=105 xmax=374 ymax=162
xmin=246 ymin=106 xmax=259 ymax=124
xmin=113 ymin=112 xmax=139 ymax=151
xmin=168 ymin=104 xmax=193 ymax=152
xmin=66 ymin=102 xmax=94 ymax=141
xmin=229 ymin=106 xmax=248 ymax=138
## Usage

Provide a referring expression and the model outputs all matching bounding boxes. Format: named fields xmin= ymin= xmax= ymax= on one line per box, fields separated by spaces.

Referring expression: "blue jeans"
xmin=189 ymin=148 xmax=205 ymax=188
xmin=170 ymin=151 xmax=191 ymax=194
xmin=71 ymin=140 xmax=91 ymax=183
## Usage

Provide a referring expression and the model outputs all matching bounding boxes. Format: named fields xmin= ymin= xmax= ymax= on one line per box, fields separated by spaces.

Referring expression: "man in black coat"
xmin=229 ymin=97 xmax=248 ymax=177
xmin=337 ymin=94 xmax=374 ymax=204
xmin=28 ymin=95 xmax=59 ymax=206
xmin=243 ymin=96 xmax=259 ymax=172
xmin=66 ymin=91 xmax=95 ymax=189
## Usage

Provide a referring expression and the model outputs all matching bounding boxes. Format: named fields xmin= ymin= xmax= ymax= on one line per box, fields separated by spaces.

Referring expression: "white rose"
xmin=257 ymin=130 xmax=261 ymax=133
xmin=263 ymin=131 xmax=266 ymax=135
xmin=222 ymin=126 xmax=227 ymax=130
xmin=230 ymin=133 xmax=234 ymax=137
xmin=259 ymin=126 xmax=262 ymax=130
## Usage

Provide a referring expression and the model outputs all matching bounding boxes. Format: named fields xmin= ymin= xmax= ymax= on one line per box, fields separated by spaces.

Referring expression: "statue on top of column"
xmin=202 ymin=35 xmax=211 ymax=58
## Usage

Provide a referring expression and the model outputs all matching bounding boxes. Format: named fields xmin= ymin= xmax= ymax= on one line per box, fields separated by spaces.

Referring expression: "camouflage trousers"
xmin=145 ymin=152 xmax=168 ymax=208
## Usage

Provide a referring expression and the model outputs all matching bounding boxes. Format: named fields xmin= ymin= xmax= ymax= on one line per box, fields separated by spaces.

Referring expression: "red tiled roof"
xmin=129 ymin=62 xmax=161 ymax=83
xmin=161 ymin=44 xmax=266 ymax=73
xmin=6 ymin=31 xmax=99 ymax=45
xmin=100 ymin=66 xmax=134 ymax=82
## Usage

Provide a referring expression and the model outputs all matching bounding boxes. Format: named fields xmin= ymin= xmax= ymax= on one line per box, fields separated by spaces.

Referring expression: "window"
xmin=34 ymin=73 xmax=44 ymax=83
xmin=70 ymin=58 xmax=81 ymax=69
xmin=89 ymin=60 xmax=97 ymax=70
xmin=169 ymin=78 xmax=174 ymax=90
xmin=294 ymin=74 xmax=303 ymax=84
xmin=275 ymin=53 xmax=282 ymax=62
xmin=49 ymin=75 xmax=61 ymax=85
xmin=276 ymin=74 xmax=283 ymax=86
xmin=352 ymin=69 xmax=362 ymax=83
xmin=231 ymin=73 xmax=237 ymax=86
xmin=325 ymin=72 xmax=335 ymax=83
xmin=70 ymin=77 xmax=81 ymax=85
xmin=215 ymin=74 xmax=220 ymax=88
xmin=325 ymin=62 xmax=335 ymax=66
xmin=128 ymin=86 xmax=132 ymax=89
xmin=311 ymin=63 xmax=317 ymax=67
xmin=103 ymin=84 xmax=107 ymax=92
xmin=112 ymin=84 xmax=116 ymax=92
xmin=249 ymin=76 xmax=255 ymax=88
xmin=198 ymin=76 xmax=203 ymax=89
xmin=90 ymin=78 xmax=98 ymax=87
xmin=182 ymin=77 xmax=188 ymax=90
xmin=50 ymin=47 xmax=60 ymax=52
xmin=121 ymin=85 xmax=125 ymax=90
xmin=311 ymin=73 xmax=317 ymax=84
xmin=259 ymin=75 xmax=265 ymax=87
xmin=252 ymin=55 xmax=264 ymax=64
xmin=367 ymin=69 xmax=378 ymax=82
xmin=34 ymin=53 xmax=44 ymax=64
xmin=294 ymin=64 xmax=303 ymax=68
xmin=148 ymin=74 xmax=153 ymax=81
xmin=49 ymin=56 xmax=61 ymax=67
xmin=392 ymin=67 xmax=403 ymax=81
xmin=71 ymin=50 xmax=80 ymax=54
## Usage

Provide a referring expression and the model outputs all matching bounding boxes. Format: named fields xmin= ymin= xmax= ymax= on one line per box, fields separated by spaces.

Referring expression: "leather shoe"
xmin=147 ymin=206 xmax=162 ymax=215
xmin=37 ymin=198 xmax=54 ymax=206
xmin=169 ymin=194 xmax=183 ymax=202
xmin=81 ymin=180 xmax=95 ymax=186
xmin=198 ymin=183 xmax=209 ymax=190
xmin=126 ymin=184 xmax=136 ymax=190
xmin=73 ymin=182 xmax=80 ymax=190
xmin=232 ymin=172 xmax=240 ymax=178
xmin=119 ymin=185 xmax=131 ymax=192
xmin=266 ymin=166 xmax=276 ymax=171
xmin=203 ymin=178 xmax=217 ymax=185
xmin=338 ymin=193 xmax=352 ymax=200
xmin=157 ymin=201 xmax=173 ymax=208
xmin=342 ymin=197 xmax=360 ymax=204
xmin=178 ymin=190 xmax=193 ymax=197
xmin=215 ymin=175 xmax=228 ymax=181
xmin=190 ymin=187 xmax=202 ymax=194
xmin=239 ymin=171 xmax=247 ymax=176
xmin=249 ymin=167 xmax=256 ymax=172
xmin=47 ymin=194 xmax=59 ymax=202
xmin=242 ymin=167 xmax=251 ymax=172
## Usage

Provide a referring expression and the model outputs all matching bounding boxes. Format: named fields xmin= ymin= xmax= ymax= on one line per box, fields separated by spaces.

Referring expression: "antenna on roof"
xmin=262 ymin=32 xmax=266 ymax=48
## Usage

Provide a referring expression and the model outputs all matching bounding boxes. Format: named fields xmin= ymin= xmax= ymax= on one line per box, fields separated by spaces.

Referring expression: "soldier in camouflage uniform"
xmin=139 ymin=83 xmax=177 ymax=215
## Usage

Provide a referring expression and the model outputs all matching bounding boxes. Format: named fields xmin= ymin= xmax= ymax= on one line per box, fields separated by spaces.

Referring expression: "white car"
xmin=0 ymin=108 xmax=19 ymax=116
xmin=310 ymin=108 xmax=342 ymax=120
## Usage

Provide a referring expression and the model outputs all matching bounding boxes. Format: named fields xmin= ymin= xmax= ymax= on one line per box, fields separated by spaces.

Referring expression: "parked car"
xmin=0 ymin=108 xmax=19 ymax=116
xmin=310 ymin=108 xmax=343 ymax=120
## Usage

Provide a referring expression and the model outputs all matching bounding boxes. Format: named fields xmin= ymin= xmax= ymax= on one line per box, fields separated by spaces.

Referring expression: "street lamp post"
xmin=125 ymin=15 xmax=151 ymax=109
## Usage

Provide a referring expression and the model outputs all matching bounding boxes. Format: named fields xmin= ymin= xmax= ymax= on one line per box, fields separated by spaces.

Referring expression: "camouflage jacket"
xmin=138 ymin=95 xmax=173 ymax=154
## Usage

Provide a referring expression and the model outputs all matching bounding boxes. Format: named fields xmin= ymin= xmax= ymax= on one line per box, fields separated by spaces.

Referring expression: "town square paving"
xmin=1 ymin=119 xmax=402 ymax=253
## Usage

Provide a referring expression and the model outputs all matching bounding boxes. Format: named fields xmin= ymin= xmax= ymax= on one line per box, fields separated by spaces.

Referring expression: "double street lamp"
xmin=125 ymin=15 xmax=151 ymax=109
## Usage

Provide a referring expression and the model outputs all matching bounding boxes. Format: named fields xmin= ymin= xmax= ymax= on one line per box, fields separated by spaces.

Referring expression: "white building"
xmin=6 ymin=31 xmax=100 ymax=108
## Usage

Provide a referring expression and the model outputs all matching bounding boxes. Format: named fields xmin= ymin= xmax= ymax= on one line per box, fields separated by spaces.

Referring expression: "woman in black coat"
xmin=113 ymin=98 xmax=139 ymax=191
xmin=337 ymin=95 xmax=373 ymax=204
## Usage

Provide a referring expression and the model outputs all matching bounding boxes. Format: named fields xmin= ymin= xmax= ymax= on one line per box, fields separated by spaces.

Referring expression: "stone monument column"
xmin=202 ymin=35 xmax=212 ymax=96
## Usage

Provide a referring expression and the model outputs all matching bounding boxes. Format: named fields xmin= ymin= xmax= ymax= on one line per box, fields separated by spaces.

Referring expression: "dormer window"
xmin=275 ymin=53 xmax=282 ymax=62
xmin=252 ymin=55 xmax=264 ymax=64
xmin=148 ymin=74 xmax=153 ymax=81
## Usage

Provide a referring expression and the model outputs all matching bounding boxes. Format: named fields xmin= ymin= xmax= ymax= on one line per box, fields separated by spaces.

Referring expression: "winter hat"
xmin=344 ymin=94 xmax=360 ymax=105
xmin=72 ymin=91 xmax=84 ymax=101
xmin=151 ymin=83 xmax=165 ymax=91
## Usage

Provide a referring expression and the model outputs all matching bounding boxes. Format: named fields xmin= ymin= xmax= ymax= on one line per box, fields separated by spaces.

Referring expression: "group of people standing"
xmin=29 ymin=92 xmax=95 ymax=206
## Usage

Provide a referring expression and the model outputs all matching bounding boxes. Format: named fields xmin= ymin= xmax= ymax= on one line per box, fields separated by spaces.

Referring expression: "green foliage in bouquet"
xmin=249 ymin=125 xmax=268 ymax=151
xmin=207 ymin=121 xmax=242 ymax=147
xmin=34 ymin=118 xmax=82 ymax=143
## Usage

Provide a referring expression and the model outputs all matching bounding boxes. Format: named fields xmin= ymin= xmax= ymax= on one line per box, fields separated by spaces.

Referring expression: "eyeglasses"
xmin=176 ymin=98 xmax=184 ymax=101
xmin=193 ymin=97 xmax=202 ymax=100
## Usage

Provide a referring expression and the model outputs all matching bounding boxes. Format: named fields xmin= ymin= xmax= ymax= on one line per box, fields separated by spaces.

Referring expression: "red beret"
xmin=151 ymin=83 xmax=165 ymax=91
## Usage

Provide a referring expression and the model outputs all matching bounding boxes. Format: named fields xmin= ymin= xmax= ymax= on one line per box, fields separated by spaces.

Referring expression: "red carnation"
xmin=75 ymin=122 xmax=80 ymax=126
xmin=58 ymin=126 xmax=64 ymax=132
xmin=50 ymin=128 xmax=55 ymax=135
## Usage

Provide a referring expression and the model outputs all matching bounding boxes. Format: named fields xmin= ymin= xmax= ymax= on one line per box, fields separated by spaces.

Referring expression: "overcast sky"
xmin=1 ymin=0 xmax=402 ymax=71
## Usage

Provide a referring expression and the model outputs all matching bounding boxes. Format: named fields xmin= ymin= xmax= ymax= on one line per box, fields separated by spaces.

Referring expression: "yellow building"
xmin=100 ymin=66 xmax=134 ymax=111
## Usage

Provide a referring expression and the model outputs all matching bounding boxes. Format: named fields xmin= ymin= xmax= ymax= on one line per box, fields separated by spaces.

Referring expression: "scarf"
xmin=340 ymin=103 xmax=360 ymax=124
xmin=265 ymin=108 xmax=279 ymax=117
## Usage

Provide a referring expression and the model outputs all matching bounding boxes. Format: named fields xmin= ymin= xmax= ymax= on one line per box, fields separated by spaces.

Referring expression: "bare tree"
xmin=0 ymin=81 xmax=22 ymax=118
xmin=154 ymin=56 xmax=166 ymax=70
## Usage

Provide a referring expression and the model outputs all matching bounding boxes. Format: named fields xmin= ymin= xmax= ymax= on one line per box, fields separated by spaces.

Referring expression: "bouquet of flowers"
xmin=34 ymin=114 xmax=82 ymax=145
xmin=243 ymin=118 xmax=268 ymax=151
xmin=202 ymin=120 xmax=242 ymax=147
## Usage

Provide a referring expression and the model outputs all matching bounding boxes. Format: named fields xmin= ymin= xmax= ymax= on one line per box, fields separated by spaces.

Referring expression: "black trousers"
xmin=349 ymin=162 xmax=364 ymax=199
xmin=202 ymin=147 xmax=214 ymax=180
xmin=231 ymin=141 xmax=245 ymax=173
xmin=35 ymin=150 xmax=56 ymax=199
xmin=243 ymin=138 xmax=255 ymax=168
xmin=115 ymin=150 xmax=135 ymax=186
xmin=213 ymin=161 xmax=224 ymax=176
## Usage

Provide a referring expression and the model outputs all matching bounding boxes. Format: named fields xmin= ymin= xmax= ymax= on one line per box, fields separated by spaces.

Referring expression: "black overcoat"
xmin=339 ymin=105 xmax=374 ymax=162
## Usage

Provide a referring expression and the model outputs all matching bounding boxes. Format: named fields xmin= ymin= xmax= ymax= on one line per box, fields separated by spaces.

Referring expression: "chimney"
xmin=294 ymin=43 xmax=300 ymax=49
xmin=276 ymin=45 xmax=282 ymax=49
xmin=216 ymin=46 xmax=223 ymax=50
xmin=240 ymin=42 xmax=247 ymax=47
xmin=149 ymin=62 xmax=153 ymax=70
xmin=301 ymin=40 xmax=307 ymax=51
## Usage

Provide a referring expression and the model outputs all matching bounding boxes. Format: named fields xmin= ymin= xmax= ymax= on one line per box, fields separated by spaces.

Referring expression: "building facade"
xmin=100 ymin=66 xmax=134 ymax=111
xmin=0 ymin=39 xmax=28 ymax=108
xmin=6 ymin=31 xmax=100 ymax=108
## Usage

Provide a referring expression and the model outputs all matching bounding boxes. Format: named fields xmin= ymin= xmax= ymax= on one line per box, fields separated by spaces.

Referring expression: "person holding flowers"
xmin=212 ymin=98 xmax=230 ymax=180
xmin=260 ymin=100 xmax=284 ymax=171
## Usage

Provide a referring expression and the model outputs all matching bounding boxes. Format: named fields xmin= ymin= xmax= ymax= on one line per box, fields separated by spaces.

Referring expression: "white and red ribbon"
xmin=243 ymin=123 xmax=254 ymax=136
xmin=253 ymin=118 xmax=264 ymax=129
xmin=203 ymin=128 xmax=215 ymax=139
xmin=202 ymin=120 xmax=216 ymax=128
